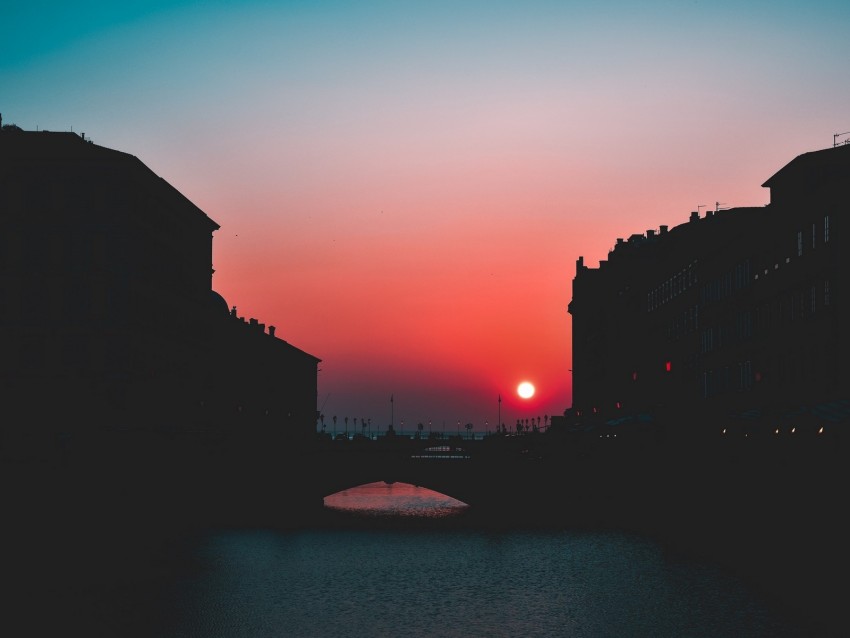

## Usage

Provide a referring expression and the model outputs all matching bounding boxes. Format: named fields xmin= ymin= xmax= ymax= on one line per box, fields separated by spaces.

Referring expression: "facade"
xmin=0 ymin=129 xmax=320 ymax=462
xmin=568 ymin=143 xmax=848 ymax=439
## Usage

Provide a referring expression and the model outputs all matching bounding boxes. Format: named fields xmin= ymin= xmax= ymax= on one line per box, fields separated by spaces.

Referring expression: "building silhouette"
xmin=0 ymin=128 xmax=320 ymax=464
xmin=568 ymin=143 xmax=848 ymax=437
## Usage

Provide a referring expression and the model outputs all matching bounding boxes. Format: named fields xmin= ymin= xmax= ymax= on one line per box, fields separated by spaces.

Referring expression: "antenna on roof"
xmin=697 ymin=204 xmax=706 ymax=216
xmin=833 ymin=131 xmax=850 ymax=147
xmin=715 ymin=201 xmax=727 ymax=212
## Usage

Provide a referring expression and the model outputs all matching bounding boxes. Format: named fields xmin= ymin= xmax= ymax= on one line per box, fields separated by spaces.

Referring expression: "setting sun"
xmin=517 ymin=381 xmax=535 ymax=399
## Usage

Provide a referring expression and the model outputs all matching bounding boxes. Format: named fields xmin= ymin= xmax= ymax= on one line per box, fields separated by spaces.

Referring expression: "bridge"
xmin=310 ymin=434 xmax=537 ymax=508
xmin=308 ymin=427 xmax=700 ymax=524
xmin=297 ymin=422 xmax=847 ymax=530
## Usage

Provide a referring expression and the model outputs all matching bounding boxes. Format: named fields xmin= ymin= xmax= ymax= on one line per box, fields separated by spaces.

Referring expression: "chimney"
xmin=577 ymin=256 xmax=585 ymax=270
xmin=268 ymin=325 xmax=276 ymax=337
xmin=616 ymin=238 xmax=624 ymax=245
xmin=690 ymin=211 xmax=699 ymax=222
xmin=249 ymin=318 xmax=258 ymax=327
xmin=647 ymin=229 xmax=655 ymax=238
xmin=660 ymin=225 xmax=668 ymax=234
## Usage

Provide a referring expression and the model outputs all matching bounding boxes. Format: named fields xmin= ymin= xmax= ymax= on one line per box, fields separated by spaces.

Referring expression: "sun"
xmin=517 ymin=381 xmax=535 ymax=399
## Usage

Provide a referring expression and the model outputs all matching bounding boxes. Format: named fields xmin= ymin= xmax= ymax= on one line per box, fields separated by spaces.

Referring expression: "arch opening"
xmin=323 ymin=482 xmax=469 ymax=519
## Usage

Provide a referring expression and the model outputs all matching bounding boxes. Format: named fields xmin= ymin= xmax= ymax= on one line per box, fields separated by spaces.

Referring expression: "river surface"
xmin=9 ymin=482 xmax=821 ymax=637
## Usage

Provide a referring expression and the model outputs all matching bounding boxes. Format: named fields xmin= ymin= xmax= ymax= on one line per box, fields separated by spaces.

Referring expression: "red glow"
xmin=665 ymin=361 xmax=672 ymax=372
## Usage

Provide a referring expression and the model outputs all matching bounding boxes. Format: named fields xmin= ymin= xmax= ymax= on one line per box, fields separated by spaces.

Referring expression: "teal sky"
xmin=3 ymin=1 xmax=849 ymax=428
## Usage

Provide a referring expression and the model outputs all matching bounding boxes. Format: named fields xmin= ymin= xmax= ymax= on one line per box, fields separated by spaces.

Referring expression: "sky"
xmin=3 ymin=0 xmax=849 ymax=434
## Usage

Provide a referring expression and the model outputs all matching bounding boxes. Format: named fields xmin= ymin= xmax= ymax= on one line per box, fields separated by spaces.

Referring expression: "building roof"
xmin=0 ymin=130 xmax=220 ymax=231
xmin=762 ymin=142 xmax=850 ymax=189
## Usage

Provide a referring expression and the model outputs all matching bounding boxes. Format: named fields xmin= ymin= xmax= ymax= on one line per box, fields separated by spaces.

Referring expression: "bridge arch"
xmin=317 ymin=468 xmax=476 ymax=506
xmin=312 ymin=451 xmax=489 ymax=507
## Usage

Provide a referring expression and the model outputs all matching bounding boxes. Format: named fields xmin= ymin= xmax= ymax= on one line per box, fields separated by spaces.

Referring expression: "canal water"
xmin=9 ymin=483 xmax=820 ymax=637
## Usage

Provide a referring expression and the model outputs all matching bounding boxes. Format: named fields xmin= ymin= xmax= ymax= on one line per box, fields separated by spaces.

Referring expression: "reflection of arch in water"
xmin=324 ymin=481 xmax=470 ymax=517
xmin=316 ymin=462 xmax=483 ymax=507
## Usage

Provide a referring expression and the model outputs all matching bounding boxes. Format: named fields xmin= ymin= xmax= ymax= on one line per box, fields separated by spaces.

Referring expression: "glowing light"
xmin=517 ymin=381 xmax=535 ymax=399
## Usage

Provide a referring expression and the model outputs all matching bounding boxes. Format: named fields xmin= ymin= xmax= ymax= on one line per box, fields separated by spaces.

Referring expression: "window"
xmin=824 ymin=215 xmax=830 ymax=243
xmin=811 ymin=285 xmax=817 ymax=314
xmin=812 ymin=223 xmax=817 ymax=249
xmin=701 ymin=327 xmax=714 ymax=353
xmin=742 ymin=360 xmax=752 ymax=390
xmin=797 ymin=230 xmax=803 ymax=257
xmin=824 ymin=280 xmax=831 ymax=306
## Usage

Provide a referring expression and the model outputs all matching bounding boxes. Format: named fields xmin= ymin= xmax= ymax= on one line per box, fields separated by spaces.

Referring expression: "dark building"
xmin=0 ymin=129 xmax=321 ymax=464
xmin=568 ymin=143 xmax=848 ymax=439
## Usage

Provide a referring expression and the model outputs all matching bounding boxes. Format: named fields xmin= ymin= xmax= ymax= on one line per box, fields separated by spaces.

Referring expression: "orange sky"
xmin=4 ymin=1 xmax=849 ymax=431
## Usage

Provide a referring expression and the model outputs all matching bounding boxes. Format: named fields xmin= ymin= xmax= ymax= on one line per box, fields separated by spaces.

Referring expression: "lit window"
xmin=812 ymin=223 xmax=817 ymax=249
xmin=824 ymin=215 xmax=830 ymax=243
xmin=797 ymin=231 xmax=803 ymax=257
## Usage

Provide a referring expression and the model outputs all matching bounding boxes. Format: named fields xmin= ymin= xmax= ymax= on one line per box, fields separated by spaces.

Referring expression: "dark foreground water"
xmin=5 ymin=483 xmax=824 ymax=637
xmin=157 ymin=528 xmax=812 ymax=638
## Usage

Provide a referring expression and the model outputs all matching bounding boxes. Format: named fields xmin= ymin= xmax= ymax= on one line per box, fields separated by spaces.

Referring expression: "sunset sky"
xmin=3 ymin=0 xmax=849 ymax=433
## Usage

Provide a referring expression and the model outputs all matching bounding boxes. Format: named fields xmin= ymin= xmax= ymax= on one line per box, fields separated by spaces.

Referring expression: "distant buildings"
xmin=568 ymin=143 xmax=848 ymax=436
xmin=0 ymin=128 xmax=320 ymax=461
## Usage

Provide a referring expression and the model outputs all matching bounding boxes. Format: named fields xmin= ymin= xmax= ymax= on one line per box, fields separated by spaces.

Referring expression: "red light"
xmin=632 ymin=371 xmax=638 ymax=381
xmin=665 ymin=361 xmax=672 ymax=372
xmin=615 ymin=402 xmax=621 ymax=409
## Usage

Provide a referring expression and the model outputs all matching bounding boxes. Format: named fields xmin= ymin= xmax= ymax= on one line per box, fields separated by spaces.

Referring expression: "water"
xmin=159 ymin=528 xmax=807 ymax=638
xmin=324 ymin=481 xmax=471 ymax=518
xmin=8 ymin=484 xmax=820 ymax=637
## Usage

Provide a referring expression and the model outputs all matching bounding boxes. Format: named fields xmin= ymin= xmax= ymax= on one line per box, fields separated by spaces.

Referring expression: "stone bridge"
xmin=307 ymin=435 xmax=555 ymax=511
